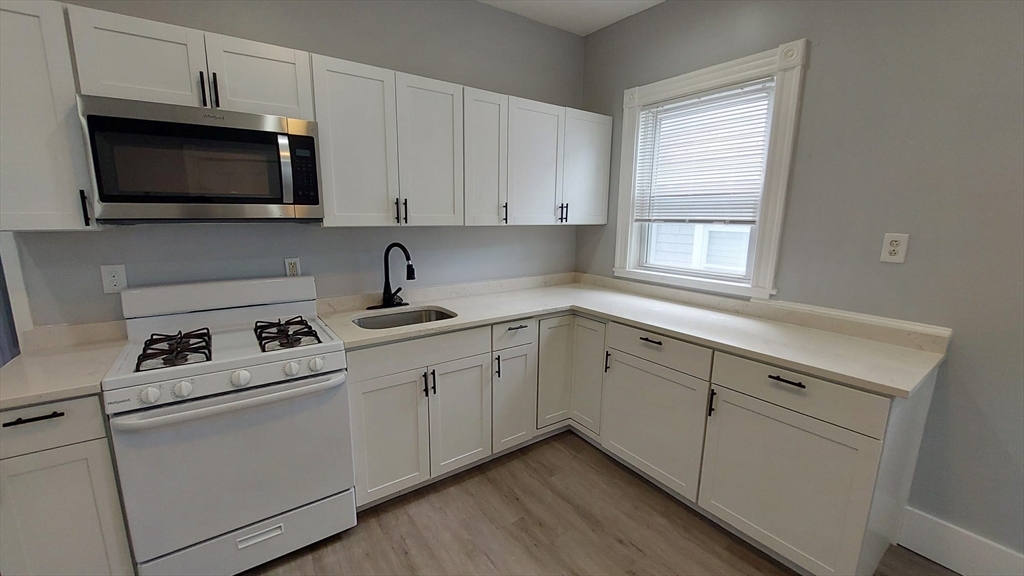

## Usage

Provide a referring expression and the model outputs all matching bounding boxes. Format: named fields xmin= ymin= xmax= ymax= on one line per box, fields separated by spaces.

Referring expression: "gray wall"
xmin=579 ymin=0 xmax=1024 ymax=552
xmin=16 ymin=0 xmax=583 ymax=326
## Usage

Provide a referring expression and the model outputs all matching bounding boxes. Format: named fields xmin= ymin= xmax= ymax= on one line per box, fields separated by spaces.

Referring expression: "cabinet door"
xmin=68 ymin=6 xmax=207 ymax=106
xmin=349 ymin=368 xmax=430 ymax=506
xmin=396 ymin=73 xmax=464 ymax=226
xmin=537 ymin=316 xmax=574 ymax=428
xmin=0 ymin=439 xmax=132 ymax=576
xmin=570 ymin=317 xmax=607 ymax=434
xmin=492 ymin=343 xmax=537 ymax=453
xmin=602 ymin=352 xmax=709 ymax=501
xmin=428 ymin=353 xmax=491 ymax=476
xmin=464 ymin=88 xmax=508 ymax=226
xmin=699 ymin=385 xmax=882 ymax=576
xmin=562 ymin=109 xmax=611 ymax=225
xmin=312 ymin=55 xmax=399 ymax=226
xmin=0 ymin=1 xmax=92 ymax=231
xmin=204 ymin=34 xmax=314 ymax=119
xmin=508 ymin=97 xmax=564 ymax=225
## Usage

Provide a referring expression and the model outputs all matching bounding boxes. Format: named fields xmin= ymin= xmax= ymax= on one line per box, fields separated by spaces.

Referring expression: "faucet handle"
xmin=391 ymin=287 xmax=404 ymax=305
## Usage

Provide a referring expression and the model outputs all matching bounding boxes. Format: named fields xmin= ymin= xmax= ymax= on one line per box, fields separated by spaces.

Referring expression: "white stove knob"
xmin=140 ymin=387 xmax=161 ymax=404
xmin=173 ymin=380 xmax=193 ymax=398
xmin=231 ymin=369 xmax=251 ymax=387
xmin=284 ymin=361 xmax=300 ymax=377
xmin=309 ymin=357 xmax=324 ymax=372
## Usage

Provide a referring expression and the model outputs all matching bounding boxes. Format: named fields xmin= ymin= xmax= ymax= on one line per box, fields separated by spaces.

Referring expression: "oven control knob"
xmin=173 ymin=380 xmax=193 ymax=398
xmin=284 ymin=361 xmax=300 ymax=377
xmin=140 ymin=387 xmax=161 ymax=404
xmin=309 ymin=357 xmax=324 ymax=372
xmin=231 ymin=370 xmax=251 ymax=387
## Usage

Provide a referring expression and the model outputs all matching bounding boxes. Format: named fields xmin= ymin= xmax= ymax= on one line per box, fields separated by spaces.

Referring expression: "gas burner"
xmin=254 ymin=316 xmax=322 ymax=352
xmin=135 ymin=328 xmax=212 ymax=372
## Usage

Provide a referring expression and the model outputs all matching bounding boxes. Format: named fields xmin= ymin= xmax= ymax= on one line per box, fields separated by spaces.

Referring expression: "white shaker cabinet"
xmin=508 ymin=97 xmax=565 ymax=225
xmin=569 ymin=317 xmax=606 ymax=434
xmin=536 ymin=316 xmax=574 ymax=428
xmin=699 ymin=385 xmax=882 ymax=576
xmin=492 ymin=343 xmax=537 ymax=453
xmin=562 ymin=109 xmax=611 ymax=225
xmin=313 ymin=56 xmax=400 ymax=226
xmin=396 ymin=73 xmax=464 ymax=226
xmin=0 ymin=0 xmax=91 ymax=231
xmin=464 ymin=88 xmax=509 ymax=226
xmin=203 ymin=34 xmax=314 ymax=119
xmin=428 ymin=353 xmax=492 ymax=476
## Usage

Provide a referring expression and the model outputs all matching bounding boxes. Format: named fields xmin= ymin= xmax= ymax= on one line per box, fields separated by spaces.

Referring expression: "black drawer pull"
xmin=495 ymin=355 xmax=501 ymax=378
xmin=3 ymin=411 xmax=65 ymax=428
xmin=768 ymin=374 xmax=806 ymax=389
xmin=507 ymin=324 xmax=528 ymax=332
xmin=639 ymin=336 xmax=663 ymax=346
xmin=604 ymin=350 xmax=611 ymax=373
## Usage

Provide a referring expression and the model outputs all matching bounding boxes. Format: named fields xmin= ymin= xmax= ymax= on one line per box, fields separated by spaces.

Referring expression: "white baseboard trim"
xmin=898 ymin=507 xmax=1024 ymax=576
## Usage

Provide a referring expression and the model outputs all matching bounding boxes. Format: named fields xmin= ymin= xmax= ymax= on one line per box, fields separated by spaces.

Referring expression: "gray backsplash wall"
xmin=579 ymin=0 xmax=1024 ymax=553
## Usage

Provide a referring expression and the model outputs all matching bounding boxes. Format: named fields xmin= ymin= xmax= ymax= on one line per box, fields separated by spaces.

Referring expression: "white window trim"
xmin=613 ymin=39 xmax=809 ymax=300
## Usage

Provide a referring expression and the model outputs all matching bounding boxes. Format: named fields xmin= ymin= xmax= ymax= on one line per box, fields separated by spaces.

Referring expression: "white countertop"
xmin=324 ymin=283 xmax=944 ymax=398
xmin=0 ymin=339 xmax=126 ymax=411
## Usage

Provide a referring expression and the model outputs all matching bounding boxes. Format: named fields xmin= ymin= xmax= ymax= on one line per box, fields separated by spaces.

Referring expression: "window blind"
xmin=634 ymin=79 xmax=775 ymax=224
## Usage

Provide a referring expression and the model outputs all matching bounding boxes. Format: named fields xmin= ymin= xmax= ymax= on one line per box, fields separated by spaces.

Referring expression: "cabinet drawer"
xmin=492 ymin=318 xmax=537 ymax=350
xmin=607 ymin=323 xmax=712 ymax=380
xmin=0 ymin=397 xmax=106 ymax=460
xmin=711 ymin=353 xmax=890 ymax=439
xmin=347 ymin=327 xmax=489 ymax=382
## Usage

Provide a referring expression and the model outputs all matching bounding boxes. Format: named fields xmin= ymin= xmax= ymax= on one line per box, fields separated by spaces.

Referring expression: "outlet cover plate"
xmin=101 ymin=264 xmax=127 ymax=293
xmin=880 ymin=233 xmax=909 ymax=263
xmin=285 ymin=257 xmax=301 ymax=277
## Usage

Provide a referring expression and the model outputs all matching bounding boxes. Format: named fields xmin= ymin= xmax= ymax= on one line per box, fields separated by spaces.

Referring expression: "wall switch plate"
xmin=284 ymin=258 xmax=301 ymax=277
xmin=100 ymin=264 xmax=127 ymax=293
xmin=880 ymin=233 xmax=909 ymax=263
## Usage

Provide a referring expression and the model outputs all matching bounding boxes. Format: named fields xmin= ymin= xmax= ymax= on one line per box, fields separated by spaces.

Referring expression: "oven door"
xmin=108 ymin=372 xmax=353 ymax=563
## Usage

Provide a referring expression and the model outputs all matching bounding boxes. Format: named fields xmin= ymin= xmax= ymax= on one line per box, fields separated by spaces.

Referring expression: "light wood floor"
xmin=245 ymin=432 xmax=958 ymax=576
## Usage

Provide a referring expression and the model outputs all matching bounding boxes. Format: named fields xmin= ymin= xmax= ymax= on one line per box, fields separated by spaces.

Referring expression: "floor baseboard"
xmin=898 ymin=507 xmax=1024 ymax=576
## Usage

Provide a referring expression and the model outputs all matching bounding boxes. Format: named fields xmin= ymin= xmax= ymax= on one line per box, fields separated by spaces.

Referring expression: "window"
xmin=615 ymin=40 xmax=808 ymax=298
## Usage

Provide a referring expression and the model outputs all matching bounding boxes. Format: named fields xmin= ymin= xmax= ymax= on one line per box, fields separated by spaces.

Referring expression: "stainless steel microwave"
xmin=78 ymin=95 xmax=322 ymax=222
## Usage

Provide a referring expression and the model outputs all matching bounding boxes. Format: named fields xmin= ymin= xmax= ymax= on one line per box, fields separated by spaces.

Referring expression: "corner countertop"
xmin=323 ymin=283 xmax=944 ymax=398
xmin=0 ymin=339 xmax=126 ymax=411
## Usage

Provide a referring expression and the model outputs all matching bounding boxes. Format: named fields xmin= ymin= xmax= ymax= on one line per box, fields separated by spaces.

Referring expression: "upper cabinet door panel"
xmin=68 ymin=6 xmax=207 ymax=106
xmin=0 ymin=0 xmax=90 ymax=230
xmin=396 ymin=73 xmax=464 ymax=226
xmin=464 ymin=88 xmax=508 ymax=226
xmin=312 ymin=55 xmax=399 ymax=227
xmin=508 ymin=97 xmax=564 ymax=225
xmin=204 ymin=34 xmax=314 ymax=119
xmin=563 ymin=108 xmax=611 ymax=225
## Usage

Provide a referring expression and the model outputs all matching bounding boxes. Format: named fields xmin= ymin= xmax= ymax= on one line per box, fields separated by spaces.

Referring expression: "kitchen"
xmin=0 ymin=1 xmax=1021 ymax=576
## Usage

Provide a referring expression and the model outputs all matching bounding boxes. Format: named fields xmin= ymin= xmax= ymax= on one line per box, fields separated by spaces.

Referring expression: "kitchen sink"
xmin=351 ymin=307 xmax=457 ymax=330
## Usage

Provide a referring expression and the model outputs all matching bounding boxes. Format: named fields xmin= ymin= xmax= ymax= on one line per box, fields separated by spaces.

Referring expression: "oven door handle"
xmin=110 ymin=372 xmax=346 ymax=432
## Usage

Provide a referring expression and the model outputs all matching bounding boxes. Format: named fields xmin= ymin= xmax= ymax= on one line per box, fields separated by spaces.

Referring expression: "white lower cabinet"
xmin=428 ymin=353 xmax=492 ymax=476
xmin=492 ymin=343 xmax=537 ymax=452
xmin=536 ymin=316 xmax=574 ymax=428
xmin=0 ymin=438 xmax=132 ymax=575
xmin=699 ymin=385 xmax=883 ymax=576
xmin=601 ymin=351 xmax=709 ymax=501
xmin=569 ymin=317 xmax=606 ymax=434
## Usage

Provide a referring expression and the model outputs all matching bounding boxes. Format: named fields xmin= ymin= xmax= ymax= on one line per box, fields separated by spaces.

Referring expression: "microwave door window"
xmin=182 ymin=143 xmax=279 ymax=199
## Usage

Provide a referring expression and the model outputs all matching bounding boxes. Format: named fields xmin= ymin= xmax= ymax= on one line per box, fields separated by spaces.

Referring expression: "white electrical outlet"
xmin=284 ymin=258 xmax=301 ymax=277
xmin=100 ymin=264 xmax=127 ymax=293
xmin=880 ymin=233 xmax=909 ymax=264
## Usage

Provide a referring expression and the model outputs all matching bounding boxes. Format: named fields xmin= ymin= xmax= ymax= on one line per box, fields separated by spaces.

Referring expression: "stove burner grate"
xmin=254 ymin=316 xmax=322 ymax=352
xmin=135 ymin=327 xmax=212 ymax=372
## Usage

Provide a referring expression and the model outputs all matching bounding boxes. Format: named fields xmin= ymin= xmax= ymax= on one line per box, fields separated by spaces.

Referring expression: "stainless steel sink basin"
xmin=352 ymin=307 xmax=457 ymax=330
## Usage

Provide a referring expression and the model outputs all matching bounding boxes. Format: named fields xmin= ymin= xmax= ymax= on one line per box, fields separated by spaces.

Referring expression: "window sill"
xmin=612 ymin=267 xmax=776 ymax=300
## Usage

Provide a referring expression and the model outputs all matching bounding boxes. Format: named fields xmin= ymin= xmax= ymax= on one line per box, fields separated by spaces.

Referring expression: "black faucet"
xmin=368 ymin=242 xmax=416 ymax=310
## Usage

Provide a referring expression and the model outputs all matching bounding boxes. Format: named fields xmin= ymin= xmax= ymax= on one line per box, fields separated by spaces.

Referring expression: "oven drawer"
xmin=137 ymin=489 xmax=356 ymax=576
xmin=607 ymin=323 xmax=712 ymax=380
xmin=492 ymin=318 xmax=537 ymax=351
xmin=0 ymin=397 xmax=105 ymax=460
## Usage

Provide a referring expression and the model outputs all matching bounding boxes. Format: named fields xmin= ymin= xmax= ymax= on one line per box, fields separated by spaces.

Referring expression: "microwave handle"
xmin=278 ymin=135 xmax=294 ymax=204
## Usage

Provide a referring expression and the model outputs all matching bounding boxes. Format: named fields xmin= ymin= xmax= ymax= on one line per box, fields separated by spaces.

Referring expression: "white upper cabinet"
xmin=396 ymin=72 xmax=464 ymax=226
xmin=464 ymin=88 xmax=509 ymax=226
xmin=0 ymin=1 xmax=91 ymax=231
xmin=508 ymin=97 xmax=565 ymax=225
xmin=562 ymin=108 xmax=611 ymax=225
xmin=69 ymin=6 xmax=207 ymax=107
xmin=203 ymin=34 xmax=313 ymax=119
xmin=313 ymin=56 xmax=400 ymax=226
xmin=570 ymin=316 xmax=606 ymax=434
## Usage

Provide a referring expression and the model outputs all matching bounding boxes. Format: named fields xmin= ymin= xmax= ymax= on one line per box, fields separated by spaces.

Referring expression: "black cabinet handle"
xmin=495 ymin=355 xmax=501 ymax=378
xmin=502 ymin=202 xmax=508 ymax=224
xmin=78 ymin=189 xmax=90 ymax=227
xmin=604 ymin=350 xmax=611 ymax=373
xmin=564 ymin=202 xmax=569 ymax=223
xmin=199 ymin=71 xmax=208 ymax=107
xmin=422 ymin=372 xmax=429 ymax=398
xmin=3 ymin=411 xmax=65 ymax=428
xmin=708 ymin=389 xmax=717 ymax=417
xmin=639 ymin=336 xmax=663 ymax=346
xmin=403 ymin=198 xmax=408 ymax=223
xmin=507 ymin=324 xmax=528 ymax=332
xmin=395 ymin=198 xmax=401 ymax=223
xmin=431 ymin=369 xmax=437 ymax=394
xmin=768 ymin=374 xmax=806 ymax=389
xmin=211 ymin=72 xmax=220 ymax=107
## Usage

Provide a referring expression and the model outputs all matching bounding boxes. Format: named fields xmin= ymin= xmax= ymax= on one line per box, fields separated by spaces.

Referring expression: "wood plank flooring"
xmin=244 ymin=432 xmax=959 ymax=576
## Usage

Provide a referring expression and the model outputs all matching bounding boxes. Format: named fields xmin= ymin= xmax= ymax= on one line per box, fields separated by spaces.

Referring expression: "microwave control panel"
xmin=290 ymin=135 xmax=319 ymax=205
